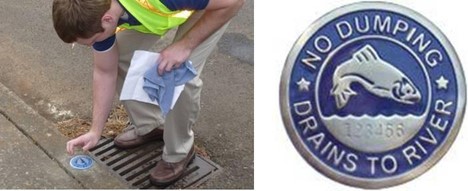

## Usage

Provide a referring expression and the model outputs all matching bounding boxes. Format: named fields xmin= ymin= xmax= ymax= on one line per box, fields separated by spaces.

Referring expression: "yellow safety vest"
xmin=117 ymin=0 xmax=192 ymax=35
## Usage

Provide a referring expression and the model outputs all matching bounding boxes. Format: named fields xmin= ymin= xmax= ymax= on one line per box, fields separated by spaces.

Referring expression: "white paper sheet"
xmin=119 ymin=50 xmax=184 ymax=109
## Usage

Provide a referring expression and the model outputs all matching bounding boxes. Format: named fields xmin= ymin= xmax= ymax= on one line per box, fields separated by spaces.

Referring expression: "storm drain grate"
xmin=88 ymin=138 xmax=222 ymax=189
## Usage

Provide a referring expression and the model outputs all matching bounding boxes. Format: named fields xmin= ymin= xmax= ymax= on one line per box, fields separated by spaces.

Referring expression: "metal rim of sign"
xmin=280 ymin=2 xmax=465 ymax=189
xmin=70 ymin=155 xmax=94 ymax=170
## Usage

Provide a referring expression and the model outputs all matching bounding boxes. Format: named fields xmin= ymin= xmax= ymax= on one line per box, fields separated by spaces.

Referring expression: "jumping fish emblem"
xmin=331 ymin=45 xmax=421 ymax=109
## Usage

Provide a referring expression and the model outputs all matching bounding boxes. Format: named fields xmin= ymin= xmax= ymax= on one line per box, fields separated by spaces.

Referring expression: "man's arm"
xmin=157 ymin=0 xmax=245 ymax=74
xmin=91 ymin=44 xmax=119 ymax=136
xmin=66 ymin=44 xmax=119 ymax=155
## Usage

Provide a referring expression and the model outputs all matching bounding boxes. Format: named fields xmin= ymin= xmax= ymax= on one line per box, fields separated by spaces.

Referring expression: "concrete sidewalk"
xmin=0 ymin=115 xmax=79 ymax=188
xmin=0 ymin=83 xmax=127 ymax=189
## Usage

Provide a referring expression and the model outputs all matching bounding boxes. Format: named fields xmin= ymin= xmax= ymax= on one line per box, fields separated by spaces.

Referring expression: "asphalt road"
xmin=0 ymin=0 xmax=253 ymax=189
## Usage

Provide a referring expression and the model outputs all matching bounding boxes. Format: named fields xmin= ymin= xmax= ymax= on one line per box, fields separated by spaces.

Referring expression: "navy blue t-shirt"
xmin=93 ymin=0 xmax=209 ymax=52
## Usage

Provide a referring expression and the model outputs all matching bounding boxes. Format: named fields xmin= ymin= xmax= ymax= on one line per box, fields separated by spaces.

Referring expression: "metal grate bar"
xmin=105 ymin=148 xmax=141 ymax=166
xmin=132 ymin=175 xmax=150 ymax=187
xmin=112 ymin=150 xmax=148 ymax=171
xmin=100 ymin=148 xmax=122 ymax=162
xmin=89 ymin=139 xmax=113 ymax=152
xmin=95 ymin=144 xmax=116 ymax=156
xmin=125 ymin=157 xmax=159 ymax=182
xmin=88 ymin=137 xmax=222 ymax=189
xmin=119 ymin=150 xmax=161 ymax=177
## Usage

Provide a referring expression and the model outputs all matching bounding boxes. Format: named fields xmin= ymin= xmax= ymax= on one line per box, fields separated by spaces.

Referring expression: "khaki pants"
xmin=115 ymin=12 xmax=229 ymax=162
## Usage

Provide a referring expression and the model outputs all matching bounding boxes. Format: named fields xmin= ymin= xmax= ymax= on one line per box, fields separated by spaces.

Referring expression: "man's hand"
xmin=66 ymin=131 xmax=101 ymax=155
xmin=157 ymin=0 xmax=244 ymax=75
xmin=157 ymin=41 xmax=192 ymax=75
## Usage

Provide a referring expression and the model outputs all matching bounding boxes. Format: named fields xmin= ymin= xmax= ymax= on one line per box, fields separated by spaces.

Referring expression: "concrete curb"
xmin=0 ymin=83 xmax=127 ymax=189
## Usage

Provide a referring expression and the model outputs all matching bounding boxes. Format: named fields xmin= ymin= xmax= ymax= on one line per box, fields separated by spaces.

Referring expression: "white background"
xmin=255 ymin=0 xmax=468 ymax=190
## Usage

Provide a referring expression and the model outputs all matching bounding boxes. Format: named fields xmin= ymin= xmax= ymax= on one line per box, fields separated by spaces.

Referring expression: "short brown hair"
xmin=52 ymin=0 xmax=111 ymax=43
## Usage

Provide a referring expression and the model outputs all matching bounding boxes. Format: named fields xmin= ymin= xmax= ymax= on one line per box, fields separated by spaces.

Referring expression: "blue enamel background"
xmin=288 ymin=9 xmax=458 ymax=178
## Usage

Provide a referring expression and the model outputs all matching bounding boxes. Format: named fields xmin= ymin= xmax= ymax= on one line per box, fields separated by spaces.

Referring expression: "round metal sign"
xmin=280 ymin=2 xmax=465 ymax=189
xmin=70 ymin=155 xmax=94 ymax=170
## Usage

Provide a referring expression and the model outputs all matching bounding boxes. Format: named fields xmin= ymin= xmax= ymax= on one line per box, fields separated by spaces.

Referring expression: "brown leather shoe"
xmin=149 ymin=146 xmax=195 ymax=186
xmin=114 ymin=125 xmax=164 ymax=149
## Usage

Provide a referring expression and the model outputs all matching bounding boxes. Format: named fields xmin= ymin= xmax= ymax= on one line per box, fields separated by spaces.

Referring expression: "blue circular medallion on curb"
xmin=280 ymin=2 xmax=465 ymax=189
xmin=70 ymin=155 xmax=94 ymax=170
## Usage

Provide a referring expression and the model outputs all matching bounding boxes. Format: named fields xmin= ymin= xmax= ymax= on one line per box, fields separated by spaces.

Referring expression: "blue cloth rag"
xmin=142 ymin=61 xmax=197 ymax=117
